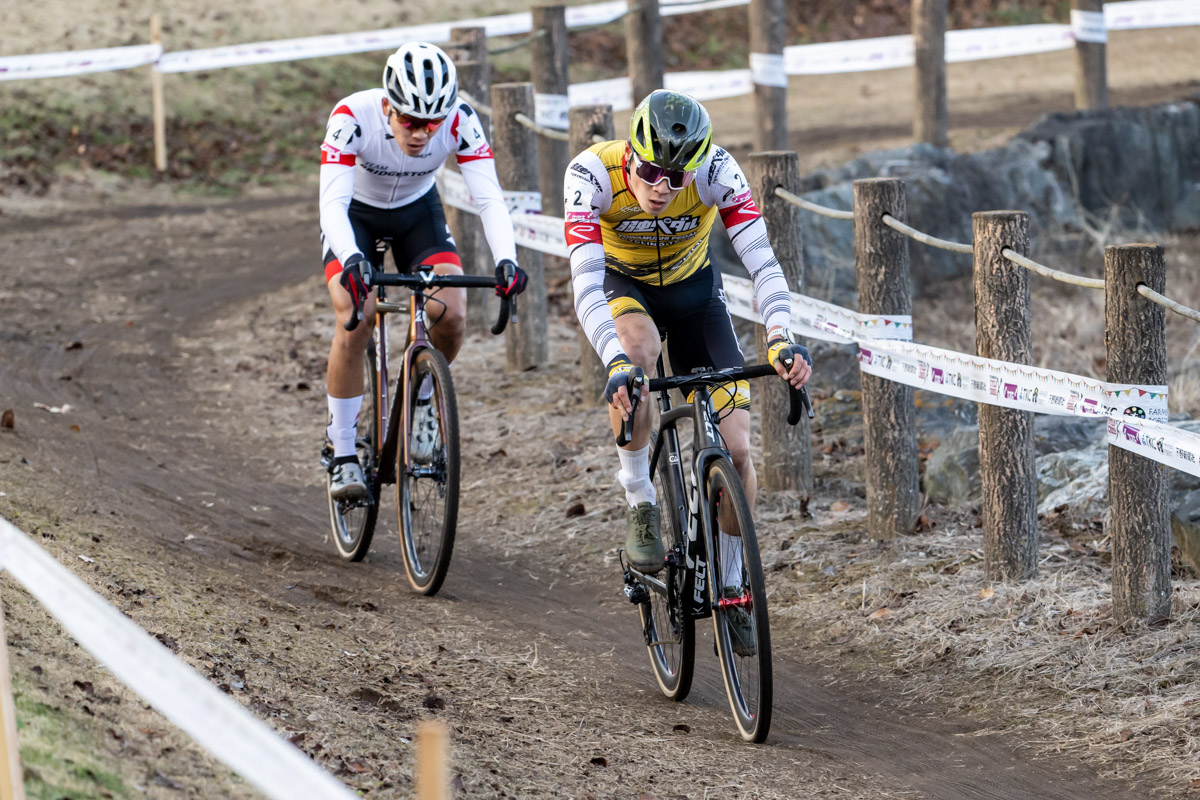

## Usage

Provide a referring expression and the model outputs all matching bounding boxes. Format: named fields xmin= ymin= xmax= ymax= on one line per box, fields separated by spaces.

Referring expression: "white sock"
xmin=616 ymin=444 xmax=656 ymax=508
xmin=327 ymin=395 xmax=363 ymax=458
xmin=720 ymin=530 xmax=744 ymax=588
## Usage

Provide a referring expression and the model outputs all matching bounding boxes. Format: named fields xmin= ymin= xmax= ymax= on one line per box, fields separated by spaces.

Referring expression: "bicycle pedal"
xmin=623 ymin=581 xmax=650 ymax=605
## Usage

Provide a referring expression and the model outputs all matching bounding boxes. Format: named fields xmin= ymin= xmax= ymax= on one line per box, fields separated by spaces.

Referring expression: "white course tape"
xmin=0 ymin=44 xmax=161 ymax=81
xmin=856 ymin=338 xmax=1168 ymax=422
xmin=722 ymin=275 xmax=913 ymax=344
xmin=1106 ymin=0 xmax=1200 ymax=30
xmin=1108 ymin=417 xmax=1200 ymax=477
xmin=535 ymin=93 xmax=570 ymax=131
xmin=511 ymin=213 xmax=571 ymax=258
xmin=155 ymin=0 xmax=749 ymax=74
xmin=1071 ymin=9 xmax=1109 ymax=43
xmin=0 ymin=518 xmax=357 ymax=800
xmin=749 ymin=53 xmax=788 ymax=88
xmin=945 ymin=24 xmax=1075 ymax=62
xmin=437 ymin=168 xmax=542 ymax=216
xmin=569 ymin=69 xmax=753 ymax=112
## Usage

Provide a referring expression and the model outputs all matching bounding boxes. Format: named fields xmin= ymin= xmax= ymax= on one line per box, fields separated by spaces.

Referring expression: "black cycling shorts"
xmin=604 ymin=265 xmax=750 ymax=410
xmin=322 ymin=185 xmax=459 ymax=282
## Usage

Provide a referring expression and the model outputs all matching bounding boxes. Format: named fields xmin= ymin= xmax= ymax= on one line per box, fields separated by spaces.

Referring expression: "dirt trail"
xmin=0 ymin=190 xmax=1144 ymax=798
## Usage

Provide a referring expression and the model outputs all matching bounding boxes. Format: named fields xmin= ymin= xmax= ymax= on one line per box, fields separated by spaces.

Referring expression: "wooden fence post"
xmin=448 ymin=27 xmax=496 ymax=335
xmin=532 ymin=6 xmax=569 ymax=215
xmin=1072 ymin=0 xmax=1109 ymax=110
xmin=747 ymin=152 xmax=811 ymax=495
xmin=414 ymin=720 xmax=449 ymax=800
xmin=749 ymin=0 xmax=787 ymax=151
xmin=568 ymin=105 xmax=614 ymax=406
xmin=912 ymin=0 xmax=948 ymax=147
xmin=973 ymin=211 xmax=1037 ymax=581
xmin=625 ymin=0 xmax=663 ymax=108
xmin=491 ymin=83 xmax=548 ymax=371
xmin=150 ymin=14 xmax=168 ymax=173
xmin=1106 ymin=243 xmax=1170 ymax=624
xmin=0 ymin=597 xmax=27 ymax=800
xmin=853 ymin=179 xmax=920 ymax=541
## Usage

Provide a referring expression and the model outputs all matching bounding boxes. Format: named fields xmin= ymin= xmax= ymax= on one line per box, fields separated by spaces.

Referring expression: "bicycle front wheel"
xmin=706 ymin=457 xmax=772 ymax=743
xmin=328 ymin=346 xmax=380 ymax=561
xmin=640 ymin=428 xmax=695 ymax=701
xmin=396 ymin=347 xmax=460 ymax=595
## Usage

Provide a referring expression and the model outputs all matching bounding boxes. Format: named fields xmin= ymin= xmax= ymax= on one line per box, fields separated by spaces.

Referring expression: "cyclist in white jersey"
xmin=319 ymin=42 xmax=526 ymax=500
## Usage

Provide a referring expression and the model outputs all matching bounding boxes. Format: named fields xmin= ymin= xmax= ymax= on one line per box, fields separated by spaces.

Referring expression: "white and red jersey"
xmin=318 ymin=88 xmax=517 ymax=267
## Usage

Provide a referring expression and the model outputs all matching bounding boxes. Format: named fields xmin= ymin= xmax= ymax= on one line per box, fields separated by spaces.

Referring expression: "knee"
xmin=332 ymin=321 xmax=372 ymax=356
xmin=626 ymin=341 xmax=660 ymax=371
xmin=726 ymin=436 xmax=753 ymax=475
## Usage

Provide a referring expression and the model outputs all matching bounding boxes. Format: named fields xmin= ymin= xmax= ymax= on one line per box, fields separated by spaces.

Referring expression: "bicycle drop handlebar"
xmin=351 ymin=269 xmax=519 ymax=335
xmin=615 ymin=362 xmax=814 ymax=446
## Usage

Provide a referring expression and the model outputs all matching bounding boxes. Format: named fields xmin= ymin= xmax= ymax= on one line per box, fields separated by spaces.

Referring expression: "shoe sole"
xmin=330 ymin=484 xmax=368 ymax=501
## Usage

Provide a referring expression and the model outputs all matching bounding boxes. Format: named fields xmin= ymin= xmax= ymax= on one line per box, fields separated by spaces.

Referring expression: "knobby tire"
xmin=397 ymin=347 xmax=460 ymax=595
xmin=706 ymin=457 xmax=773 ymax=743
xmin=329 ymin=346 xmax=380 ymax=561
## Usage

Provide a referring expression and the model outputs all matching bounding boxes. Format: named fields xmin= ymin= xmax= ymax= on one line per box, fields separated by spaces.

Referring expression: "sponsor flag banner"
xmin=1106 ymin=0 xmax=1200 ymax=30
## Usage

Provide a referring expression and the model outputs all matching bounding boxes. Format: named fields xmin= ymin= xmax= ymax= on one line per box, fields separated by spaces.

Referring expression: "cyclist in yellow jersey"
xmin=564 ymin=90 xmax=812 ymax=576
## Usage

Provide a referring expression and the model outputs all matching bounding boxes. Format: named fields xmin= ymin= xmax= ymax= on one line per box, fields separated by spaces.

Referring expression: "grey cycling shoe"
xmin=722 ymin=586 xmax=757 ymax=657
xmin=329 ymin=458 xmax=367 ymax=500
xmin=410 ymin=400 xmax=439 ymax=465
xmin=625 ymin=502 xmax=665 ymax=574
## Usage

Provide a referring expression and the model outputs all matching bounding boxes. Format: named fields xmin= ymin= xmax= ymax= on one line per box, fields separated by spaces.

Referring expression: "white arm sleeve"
xmin=700 ymin=148 xmax=793 ymax=332
xmin=455 ymin=105 xmax=518 ymax=265
xmin=460 ymin=157 xmax=518 ymax=265
xmin=564 ymin=152 xmax=622 ymax=366
xmin=318 ymin=104 xmax=367 ymax=264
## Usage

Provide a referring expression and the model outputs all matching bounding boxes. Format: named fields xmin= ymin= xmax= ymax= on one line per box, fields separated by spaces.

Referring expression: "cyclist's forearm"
xmin=571 ymin=244 xmax=623 ymax=365
xmin=732 ymin=216 xmax=792 ymax=332
xmin=461 ymin=159 xmax=518 ymax=264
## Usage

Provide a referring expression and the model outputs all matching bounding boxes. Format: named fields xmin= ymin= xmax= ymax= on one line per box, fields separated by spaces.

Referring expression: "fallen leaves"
xmin=0 ymin=409 xmax=12 ymax=430
xmin=979 ymin=586 xmax=995 ymax=600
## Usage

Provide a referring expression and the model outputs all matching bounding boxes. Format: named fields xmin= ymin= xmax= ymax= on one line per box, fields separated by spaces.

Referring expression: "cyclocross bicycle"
xmin=321 ymin=243 xmax=519 ymax=596
xmin=619 ymin=354 xmax=811 ymax=743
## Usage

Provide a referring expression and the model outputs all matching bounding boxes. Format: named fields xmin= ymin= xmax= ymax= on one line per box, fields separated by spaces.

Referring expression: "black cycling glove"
xmin=495 ymin=259 xmax=528 ymax=298
xmin=603 ymin=354 xmax=640 ymax=406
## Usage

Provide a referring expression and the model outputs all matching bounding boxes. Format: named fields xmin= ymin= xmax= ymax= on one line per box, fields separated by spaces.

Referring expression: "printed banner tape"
xmin=1106 ymin=0 xmax=1200 ymax=30
xmin=0 ymin=44 xmax=161 ymax=81
xmin=0 ymin=518 xmax=357 ymax=800
xmin=749 ymin=52 xmax=788 ymax=88
xmin=723 ymin=275 xmax=912 ymax=344
xmin=437 ymin=168 xmax=541 ymax=216
xmin=9 ymin=0 xmax=1193 ymax=82
xmin=1071 ymin=9 xmax=1109 ymax=42
xmin=1107 ymin=417 xmax=1200 ymax=478
xmin=534 ymin=93 xmax=570 ymax=131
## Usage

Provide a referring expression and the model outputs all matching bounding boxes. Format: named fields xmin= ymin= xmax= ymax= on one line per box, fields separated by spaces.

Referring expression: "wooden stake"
xmin=414 ymin=720 xmax=449 ymax=800
xmin=1106 ymin=244 xmax=1170 ymax=624
xmin=150 ymin=14 xmax=167 ymax=173
xmin=973 ymin=211 xmax=1037 ymax=581
xmin=853 ymin=179 xmax=920 ymax=541
xmin=0 ymin=597 xmax=27 ymax=800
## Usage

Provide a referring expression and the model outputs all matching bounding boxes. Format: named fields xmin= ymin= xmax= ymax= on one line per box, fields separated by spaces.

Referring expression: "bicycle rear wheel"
xmin=396 ymin=347 xmax=460 ymax=595
xmin=706 ymin=457 xmax=772 ymax=743
xmin=639 ymin=428 xmax=695 ymax=701
xmin=327 ymin=346 xmax=380 ymax=561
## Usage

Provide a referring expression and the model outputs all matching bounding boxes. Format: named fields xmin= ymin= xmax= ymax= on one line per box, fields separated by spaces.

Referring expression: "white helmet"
xmin=383 ymin=42 xmax=458 ymax=118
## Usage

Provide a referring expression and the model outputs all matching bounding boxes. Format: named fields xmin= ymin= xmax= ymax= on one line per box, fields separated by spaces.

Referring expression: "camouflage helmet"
xmin=628 ymin=90 xmax=713 ymax=172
